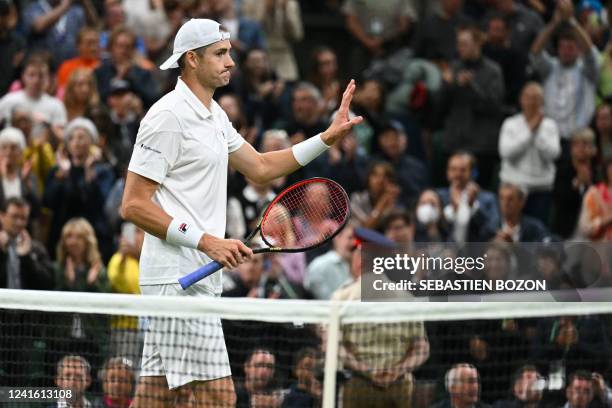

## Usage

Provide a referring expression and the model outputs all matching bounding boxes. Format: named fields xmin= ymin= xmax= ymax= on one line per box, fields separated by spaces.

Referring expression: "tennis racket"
xmin=179 ymin=177 xmax=351 ymax=289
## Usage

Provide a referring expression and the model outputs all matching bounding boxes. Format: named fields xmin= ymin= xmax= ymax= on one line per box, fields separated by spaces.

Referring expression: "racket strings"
xmin=261 ymin=180 xmax=349 ymax=249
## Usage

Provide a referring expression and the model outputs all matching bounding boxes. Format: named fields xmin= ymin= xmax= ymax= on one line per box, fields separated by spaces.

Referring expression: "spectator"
xmin=594 ymin=103 xmax=612 ymax=162
xmin=0 ymin=196 xmax=53 ymax=289
xmin=562 ymin=371 xmax=596 ymax=408
xmin=43 ymin=117 xmax=115 ymax=261
xmin=440 ymin=25 xmax=505 ymax=189
xmin=494 ymin=183 xmax=551 ymax=243
xmin=94 ymin=26 xmax=159 ymax=109
xmin=226 ymin=176 xmax=275 ymax=240
xmin=483 ymin=0 xmax=544 ymax=52
xmin=0 ymin=53 xmax=67 ymax=126
xmin=493 ymin=365 xmax=545 ymax=408
xmin=414 ymin=189 xmax=449 ymax=242
xmin=481 ymin=14 xmax=528 ymax=108
xmin=236 ymin=348 xmax=283 ymax=408
xmin=382 ymin=210 xmax=415 ymax=244
xmin=304 ymin=223 xmax=353 ymax=300
xmin=242 ymin=0 xmax=303 ymax=82
xmin=551 ymin=128 xmax=598 ymax=238
xmin=223 ymin=253 xmax=265 ymax=298
xmin=436 ymin=152 xmax=500 ymax=243
xmin=0 ymin=127 xmax=40 ymax=218
xmin=52 ymin=355 xmax=93 ymax=408
xmin=342 ymin=0 xmax=415 ymax=76
xmin=218 ymin=93 xmax=258 ymax=146
xmin=351 ymin=78 xmax=386 ymax=152
xmin=93 ymin=357 xmax=135 ymax=408
xmin=578 ymin=159 xmax=612 ymax=241
xmin=209 ymin=0 xmax=266 ymax=62
xmin=107 ymin=222 xmax=143 ymax=366
xmin=63 ymin=68 xmax=101 ymax=121
xmin=99 ymin=0 xmax=148 ymax=58
xmin=412 ymin=0 xmax=472 ymax=63
xmin=308 ymin=47 xmax=341 ymax=116
xmin=498 ymin=82 xmax=561 ymax=224
xmin=119 ymin=0 xmax=171 ymax=58
xmin=56 ymin=26 xmax=100 ymax=92
xmin=0 ymin=0 xmax=25 ymax=96
xmin=21 ymin=0 xmax=94 ymax=65
xmin=375 ymin=120 xmax=429 ymax=207
xmin=431 ymin=364 xmax=490 ymax=408
xmin=339 ymin=240 xmax=429 ymax=407
xmin=282 ymin=82 xmax=327 ymax=145
xmin=530 ymin=0 xmax=599 ymax=146
xmin=55 ymin=217 xmax=108 ymax=293
xmin=350 ymin=161 xmax=403 ymax=229
xmin=282 ymin=347 xmax=322 ymax=408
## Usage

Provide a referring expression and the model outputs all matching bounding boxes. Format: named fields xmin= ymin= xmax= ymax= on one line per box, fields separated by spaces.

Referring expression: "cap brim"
xmin=159 ymin=52 xmax=183 ymax=70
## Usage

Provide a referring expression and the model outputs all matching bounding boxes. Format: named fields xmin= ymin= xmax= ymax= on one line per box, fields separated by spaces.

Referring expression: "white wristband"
xmin=166 ymin=218 xmax=204 ymax=249
xmin=292 ymin=134 xmax=330 ymax=166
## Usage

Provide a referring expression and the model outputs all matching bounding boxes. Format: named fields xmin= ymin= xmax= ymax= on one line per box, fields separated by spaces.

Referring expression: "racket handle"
xmin=178 ymin=261 xmax=223 ymax=290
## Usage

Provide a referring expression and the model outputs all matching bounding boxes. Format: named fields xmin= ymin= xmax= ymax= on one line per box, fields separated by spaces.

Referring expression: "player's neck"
xmin=182 ymin=75 xmax=215 ymax=110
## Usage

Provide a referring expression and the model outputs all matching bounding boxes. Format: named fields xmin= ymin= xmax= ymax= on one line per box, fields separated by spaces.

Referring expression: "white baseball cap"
xmin=159 ymin=19 xmax=231 ymax=70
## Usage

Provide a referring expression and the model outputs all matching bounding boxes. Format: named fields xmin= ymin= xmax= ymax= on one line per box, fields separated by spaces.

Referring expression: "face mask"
xmin=417 ymin=203 xmax=440 ymax=225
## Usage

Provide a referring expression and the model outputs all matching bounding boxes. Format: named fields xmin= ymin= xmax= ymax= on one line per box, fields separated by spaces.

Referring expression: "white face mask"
xmin=417 ymin=203 xmax=440 ymax=225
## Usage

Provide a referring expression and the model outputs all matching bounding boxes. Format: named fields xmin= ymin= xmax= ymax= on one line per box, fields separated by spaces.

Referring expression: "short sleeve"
xmin=128 ymin=110 xmax=181 ymax=184
xmin=223 ymin=114 xmax=245 ymax=153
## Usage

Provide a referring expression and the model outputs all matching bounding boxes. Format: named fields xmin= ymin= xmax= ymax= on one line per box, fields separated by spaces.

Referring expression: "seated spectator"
xmin=281 ymin=82 xmax=327 ymax=145
xmin=0 ymin=53 xmax=67 ymax=126
xmin=350 ymin=161 xmax=403 ymax=229
xmin=439 ymin=25 xmax=505 ymax=189
xmin=495 ymin=183 xmax=551 ymax=243
xmin=431 ymin=363 xmax=490 ymax=408
xmin=304 ymin=224 xmax=353 ymax=300
xmin=99 ymin=0 xmax=148 ymax=60
xmin=493 ymin=365 xmax=545 ymax=408
xmin=498 ymin=82 xmax=561 ymax=224
xmin=52 ymin=355 xmax=93 ymax=408
xmin=227 ymin=177 xmax=276 ymax=240
xmin=594 ymin=103 xmax=612 ymax=162
xmin=282 ymin=347 xmax=322 ymax=408
xmin=0 ymin=196 xmax=52 ymax=289
xmin=43 ymin=118 xmax=115 ymax=261
xmin=414 ymin=189 xmax=449 ymax=242
xmin=56 ymin=26 xmax=101 ymax=92
xmin=55 ymin=217 xmax=108 ymax=293
xmin=481 ymin=14 xmax=528 ymax=108
xmin=93 ymin=357 xmax=135 ymax=408
xmin=0 ymin=0 xmax=25 ymax=97
xmin=236 ymin=348 xmax=283 ymax=408
xmin=107 ymin=222 xmax=143 ymax=366
xmin=375 ymin=120 xmax=429 ymax=207
xmin=530 ymin=0 xmax=598 ymax=145
xmin=412 ymin=0 xmax=472 ymax=63
xmin=436 ymin=152 xmax=499 ymax=243
xmin=242 ymin=0 xmax=303 ymax=82
xmin=223 ymin=253 xmax=265 ymax=298
xmin=209 ymin=0 xmax=266 ymax=62
xmin=579 ymin=159 xmax=612 ymax=241
xmin=382 ymin=210 xmax=415 ymax=244
xmin=552 ymin=128 xmax=599 ymax=238
xmin=308 ymin=46 xmax=341 ymax=116
xmin=0 ymin=127 xmax=40 ymax=219
xmin=562 ymin=371 xmax=596 ymax=408
xmin=218 ymin=93 xmax=258 ymax=146
xmin=63 ymin=68 xmax=101 ymax=121
xmin=22 ymin=0 xmax=92 ymax=65
xmin=350 ymin=78 xmax=386 ymax=152
xmin=483 ymin=0 xmax=544 ymax=52
xmin=95 ymin=26 xmax=159 ymax=109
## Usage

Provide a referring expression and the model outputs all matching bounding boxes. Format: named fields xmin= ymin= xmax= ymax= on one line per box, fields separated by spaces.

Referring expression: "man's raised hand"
xmin=321 ymin=80 xmax=363 ymax=146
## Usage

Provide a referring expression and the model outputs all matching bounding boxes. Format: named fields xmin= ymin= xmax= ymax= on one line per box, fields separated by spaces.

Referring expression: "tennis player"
xmin=120 ymin=18 xmax=362 ymax=408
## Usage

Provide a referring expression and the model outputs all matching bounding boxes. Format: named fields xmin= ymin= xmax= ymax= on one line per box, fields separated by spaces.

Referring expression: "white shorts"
xmin=139 ymin=284 xmax=231 ymax=389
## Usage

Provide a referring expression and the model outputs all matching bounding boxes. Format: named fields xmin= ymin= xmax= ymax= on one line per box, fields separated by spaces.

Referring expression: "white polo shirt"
xmin=128 ymin=78 xmax=245 ymax=293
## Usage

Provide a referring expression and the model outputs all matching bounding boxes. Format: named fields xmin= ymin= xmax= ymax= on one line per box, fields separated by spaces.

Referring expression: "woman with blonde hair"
xmin=55 ymin=217 xmax=108 ymax=292
xmin=63 ymin=68 xmax=101 ymax=121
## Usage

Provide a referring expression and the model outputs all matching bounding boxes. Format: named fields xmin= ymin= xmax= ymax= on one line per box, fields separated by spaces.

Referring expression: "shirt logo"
xmin=179 ymin=223 xmax=188 ymax=234
xmin=141 ymin=144 xmax=162 ymax=154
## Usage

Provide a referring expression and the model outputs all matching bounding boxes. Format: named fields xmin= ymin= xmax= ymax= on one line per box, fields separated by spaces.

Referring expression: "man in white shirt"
xmin=121 ymin=18 xmax=361 ymax=408
xmin=0 ymin=53 xmax=67 ymax=127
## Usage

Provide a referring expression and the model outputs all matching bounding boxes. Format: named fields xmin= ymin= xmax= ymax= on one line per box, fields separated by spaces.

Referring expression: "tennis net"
xmin=1 ymin=289 xmax=612 ymax=407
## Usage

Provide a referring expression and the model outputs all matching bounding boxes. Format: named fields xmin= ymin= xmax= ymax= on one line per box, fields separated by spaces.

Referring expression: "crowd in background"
xmin=2 ymin=0 xmax=612 ymax=406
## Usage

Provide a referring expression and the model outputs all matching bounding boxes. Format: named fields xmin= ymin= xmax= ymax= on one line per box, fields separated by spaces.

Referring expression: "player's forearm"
xmin=258 ymin=148 xmax=302 ymax=182
xmin=120 ymin=196 xmax=172 ymax=241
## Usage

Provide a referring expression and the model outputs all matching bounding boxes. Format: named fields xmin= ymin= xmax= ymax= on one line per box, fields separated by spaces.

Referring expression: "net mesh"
xmin=1 ymin=290 xmax=612 ymax=408
xmin=261 ymin=179 xmax=349 ymax=249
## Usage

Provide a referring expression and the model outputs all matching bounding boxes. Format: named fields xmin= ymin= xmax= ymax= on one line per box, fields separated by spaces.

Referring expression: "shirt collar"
xmin=175 ymin=77 xmax=213 ymax=120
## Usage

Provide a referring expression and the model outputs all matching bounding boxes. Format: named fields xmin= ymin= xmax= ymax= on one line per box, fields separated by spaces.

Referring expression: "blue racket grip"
xmin=179 ymin=261 xmax=223 ymax=289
